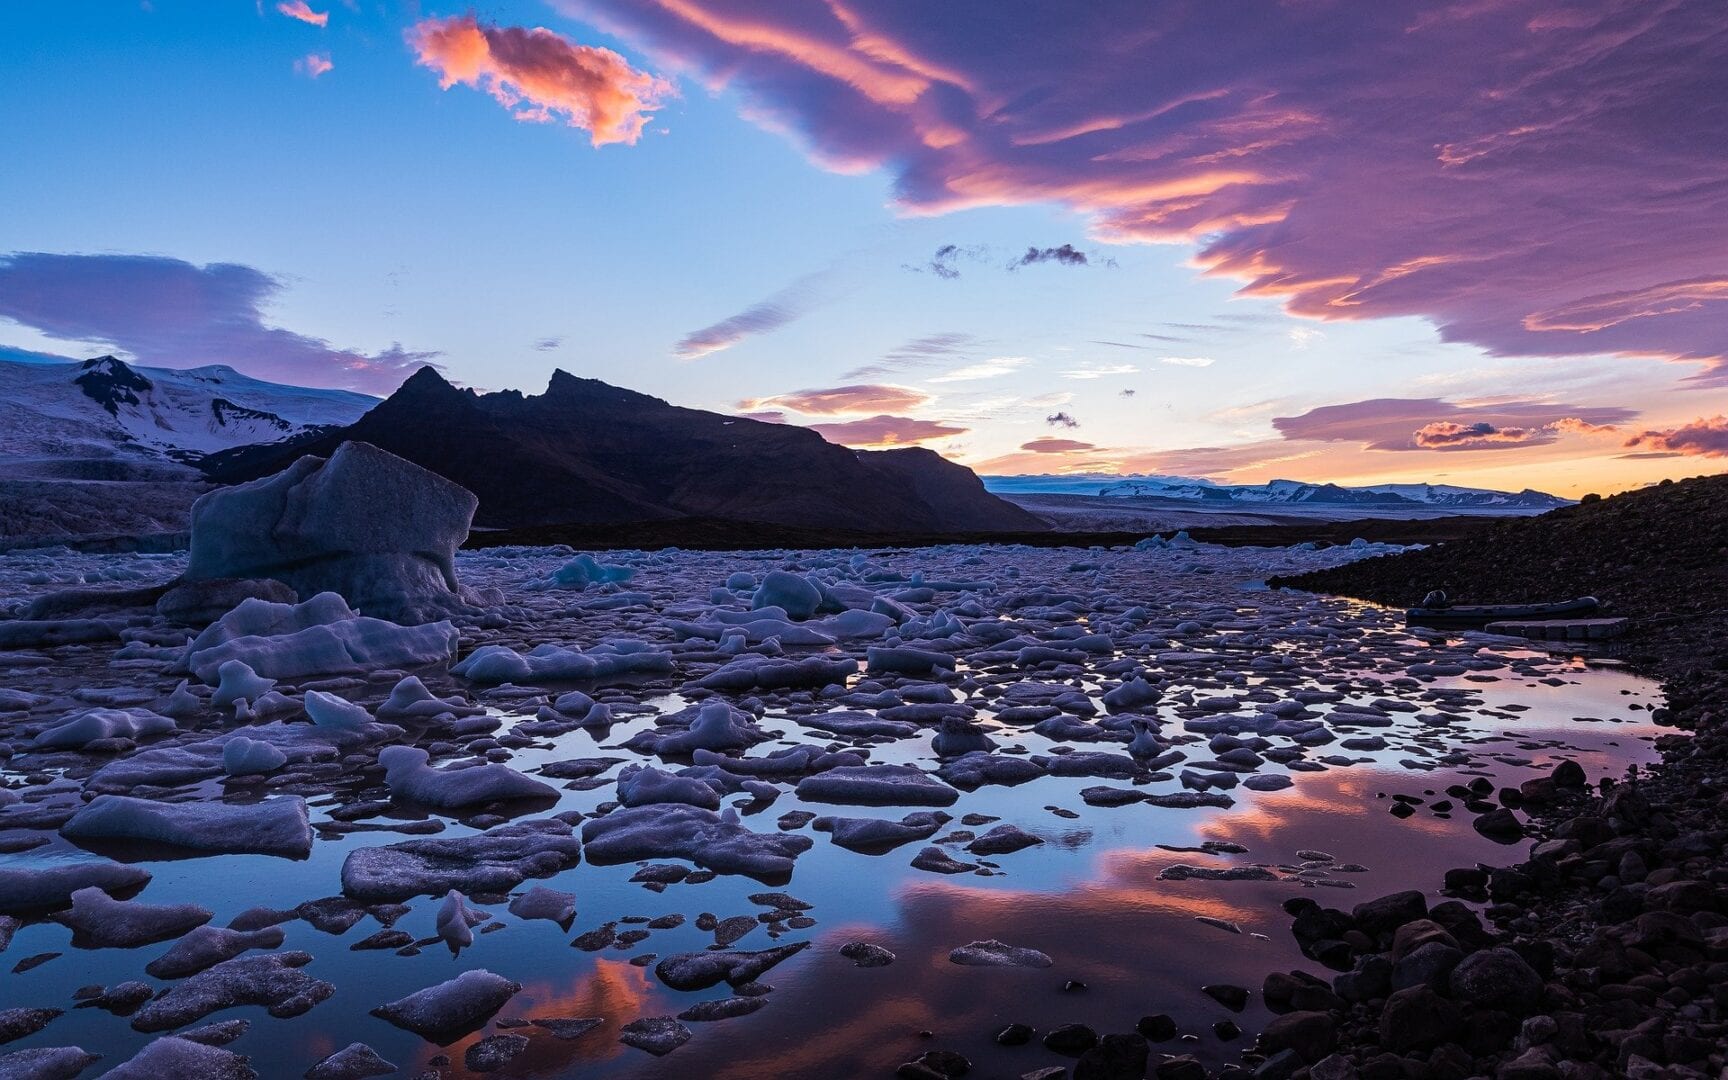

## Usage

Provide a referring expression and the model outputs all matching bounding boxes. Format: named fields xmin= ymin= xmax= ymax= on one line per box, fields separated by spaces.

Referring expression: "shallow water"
xmin=0 ymin=543 xmax=1667 ymax=1078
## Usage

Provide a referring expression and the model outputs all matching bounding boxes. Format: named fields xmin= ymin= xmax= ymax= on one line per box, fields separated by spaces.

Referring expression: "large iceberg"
xmin=182 ymin=441 xmax=481 ymax=623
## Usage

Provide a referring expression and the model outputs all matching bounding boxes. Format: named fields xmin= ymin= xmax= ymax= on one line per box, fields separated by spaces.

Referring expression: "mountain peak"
xmin=399 ymin=365 xmax=455 ymax=391
xmin=73 ymin=354 xmax=153 ymax=415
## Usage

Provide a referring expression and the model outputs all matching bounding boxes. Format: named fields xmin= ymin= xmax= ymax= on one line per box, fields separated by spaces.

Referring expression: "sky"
xmin=1 ymin=0 xmax=1724 ymax=498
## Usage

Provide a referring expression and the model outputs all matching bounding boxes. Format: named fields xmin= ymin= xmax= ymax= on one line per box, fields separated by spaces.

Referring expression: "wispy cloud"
xmin=807 ymin=414 xmax=966 ymax=447
xmin=573 ymin=0 xmax=1728 ymax=378
xmin=276 ymin=1 xmax=327 ymax=27
xmin=1061 ymin=362 xmax=1137 ymax=379
xmin=927 ymin=356 xmax=1026 ymax=383
xmin=1158 ymin=356 xmax=1215 ymax=367
xmin=407 ymin=15 xmax=672 ymax=146
xmin=294 ymin=52 xmax=333 ymax=78
xmin=740 ymin=383 xmax=929 ymax=415
xmin=1022 ymin=437 xmax=1096 ymax=453
xmin=674 ymin=270 xmax=829 ymax=360
xmin=1010 ymin=244 xmax=1089 ymax=269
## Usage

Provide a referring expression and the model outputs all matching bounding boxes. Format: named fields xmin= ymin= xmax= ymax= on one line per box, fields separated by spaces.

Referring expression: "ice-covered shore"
xmin=0 ymin=536 xmax=1652 ymax=1077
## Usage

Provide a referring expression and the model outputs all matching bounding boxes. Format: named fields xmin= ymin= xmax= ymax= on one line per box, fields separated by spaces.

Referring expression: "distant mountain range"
xmin=984 ymin=473 xmax=1571 ymax=509
xmin=207 ymin=367 xmax=1042 ymax=534
xmin=0 ymin=355 xmax=375 ymax=469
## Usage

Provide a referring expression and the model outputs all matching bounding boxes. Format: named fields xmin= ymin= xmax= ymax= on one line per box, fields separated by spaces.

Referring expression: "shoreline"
xmin=1236 ymin=475 xmax=1728 ymax=1080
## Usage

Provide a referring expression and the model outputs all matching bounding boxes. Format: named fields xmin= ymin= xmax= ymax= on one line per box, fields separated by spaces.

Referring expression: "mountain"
xmin=0 ymin=355 xmax=376 ymax=469
xmin=207 ymin=367 xmax=1043 ymax=534
xmin=984 ymin=473 xmax=1571 ymax=510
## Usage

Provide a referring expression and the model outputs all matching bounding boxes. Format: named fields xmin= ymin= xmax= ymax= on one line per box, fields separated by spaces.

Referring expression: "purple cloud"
xmin=1622 ymin=415 xmax=1728 ymax=458
xmin=567 ymin=0 xmax=1728 ymax=380
xmin=1273 ymin=398 xmax=1634 ymax=452
xmin=0 ymin=252 xmax=437 ymax=393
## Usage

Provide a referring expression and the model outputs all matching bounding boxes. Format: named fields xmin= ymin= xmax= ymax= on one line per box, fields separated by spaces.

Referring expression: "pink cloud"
xmin=1274 ymin=397 xmax=1634 ymax=452
xmin=294 ymin=52 xmax=333 ymax=79
xmin=1021 ymin=437 xmax=1096 ymax=454
xmin=740 ymin=383 xmax=929 ymax=415
xmin=806 ymin=413 xmax=965 ymax=447
xmin=408 ymin=15 xmax=673 ymax=147
xmin=567 ymin=0 xmax=1728 ymax=378
xmin=0 ymin=252 xmax=437 ymax=394
xmin=276 ymin=1 xmax=327 ymax=28
xmin=1622 ymin=416 xmax=1728 ymax=458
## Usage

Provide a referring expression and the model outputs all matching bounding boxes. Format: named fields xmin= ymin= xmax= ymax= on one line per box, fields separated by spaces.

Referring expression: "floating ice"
xmin=145 ymin=924 xmax=286 ymax=979
xmin=695 ymin=655 xmax=858 ymax=692
xmin=370 ymin=969 xmax=520 ymax=1044
xmin=582 ymin=804 xmax=813 ymax=883
xmin=527 ymin=553 xmax=635 ymax=591
xmin=451 ymin=640 xmax=672 ymax=684
xmin=131 ymin=951 xmax=335 ymax=1032
xmin=30 ymin=707 xmax=176 ymax=750
xmin=617 ymin=765 xmax=722 ymax=810
xmin=435 ymin=890 xmax=483 ymax=952
xmin=623 ymin=699 xmax=768 ymax=756
xmin=62 ymin=795 xmax=313 ymax=858
xmin=0 ymin=859 xmax=151 ymax=913
xmin=376 ymin=675 xmax=482 ymax=721
xmin=813 ymin=811 xmax=949 ymax=853
xmin=949 ymin=939 xmax=1054 ymax=968
xmin=184 ymin=593 xmax=457 ymax=684
xmin=210 ymin=661 xmax=275 ymax=711
xmin=618 ymin=1017 xmax=692 ymax=1056
xmin=752 ymin=570 xmax=821 ymax=619
xmin=52 ymin=886 xmax=211 ymax=948
xmin=655 ymin=941 xmax=810 ymax=991
xmin=507 ymin=885 xmax=576 ymax=926
xmin=796 ymin=765 xmax=959 ymax=807
xmin=221 ymin=736 xmax=286 ymax=777
xmin=304 ymin=1043 xmax=397 ymax=1080
xmin=340 ymin=818 xmax=583 ymax=901
xmin=0 ymin=1046 xmax=103 ymax=1079
xmin=376 ymin=746 xmax=557 ymax=808
xmin=304 ymin=690 xmax=373 ymax=731
xmin=104 ymin=1036 xmax=254 ymax=1080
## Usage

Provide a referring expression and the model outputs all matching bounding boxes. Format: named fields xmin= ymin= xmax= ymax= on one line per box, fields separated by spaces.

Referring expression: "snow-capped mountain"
xmin=0 ymin=355 xmax=377 ymax=466
xmin=984 ymin=472 xmax=1570 ymax=509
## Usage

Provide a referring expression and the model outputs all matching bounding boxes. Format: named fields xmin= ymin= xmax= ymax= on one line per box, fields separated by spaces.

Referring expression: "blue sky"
xmin=2 ymin=0 xmax=1723 ymax=495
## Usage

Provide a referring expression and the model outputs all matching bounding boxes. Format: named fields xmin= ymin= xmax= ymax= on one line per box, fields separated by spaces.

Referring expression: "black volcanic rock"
xmin=207 ymin=367 xmax=1044 ymax=534
xmin=74 ymin=356 xmax=154 ymax=416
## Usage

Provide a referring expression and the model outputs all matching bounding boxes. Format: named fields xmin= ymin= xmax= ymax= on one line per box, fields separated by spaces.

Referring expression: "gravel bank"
xmin=1237 ymin=473 xmax=1728 ymax=1080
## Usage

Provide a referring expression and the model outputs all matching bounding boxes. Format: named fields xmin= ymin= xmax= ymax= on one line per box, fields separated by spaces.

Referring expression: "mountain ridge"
xmin=984 ymin=472 xmax=1570 ymax=509
xmin=207 ymin=366 xmax=1044 ymax=534
xmin=0 ymin=354 xmax=376 ymax=468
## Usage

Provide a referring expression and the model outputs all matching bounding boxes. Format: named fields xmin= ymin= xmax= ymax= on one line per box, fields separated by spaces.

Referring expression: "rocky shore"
xmin=1225 ymin=473 xmax=1728 ymax=1080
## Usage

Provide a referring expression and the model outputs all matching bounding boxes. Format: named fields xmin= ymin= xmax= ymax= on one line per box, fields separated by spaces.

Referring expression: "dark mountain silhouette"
xmin=205 ymin=367 xmax=1044 ymax=534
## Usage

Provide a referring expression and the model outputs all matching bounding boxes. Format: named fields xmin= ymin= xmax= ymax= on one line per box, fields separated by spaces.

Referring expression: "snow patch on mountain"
xmin=984 ymin=473 xmax=1570 ymax=509
xmin=0 ymin=356 xmax=376 ymax=465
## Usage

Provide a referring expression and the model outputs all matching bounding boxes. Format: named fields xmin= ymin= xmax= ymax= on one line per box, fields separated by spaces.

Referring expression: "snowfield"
xmin=0 ymin=538 xmax=1664 ymax=1077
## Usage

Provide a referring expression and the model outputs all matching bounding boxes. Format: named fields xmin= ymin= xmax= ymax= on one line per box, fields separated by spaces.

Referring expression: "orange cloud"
xmin=276 ymin=0 xmax=327 ymax=27
xmin=407 ymin=15 xmax=673 ymax=147
xmin=806 ymin=413 xmax=965 ymax=447
xmin=294 ymin=52 xmax=332 ymax=79
xmin=740 ymin=383 xmax=930 ymax=415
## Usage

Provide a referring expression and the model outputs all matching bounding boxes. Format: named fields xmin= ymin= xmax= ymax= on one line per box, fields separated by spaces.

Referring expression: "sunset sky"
xmin=3 ymin=0 xmax=1724 ymax=496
